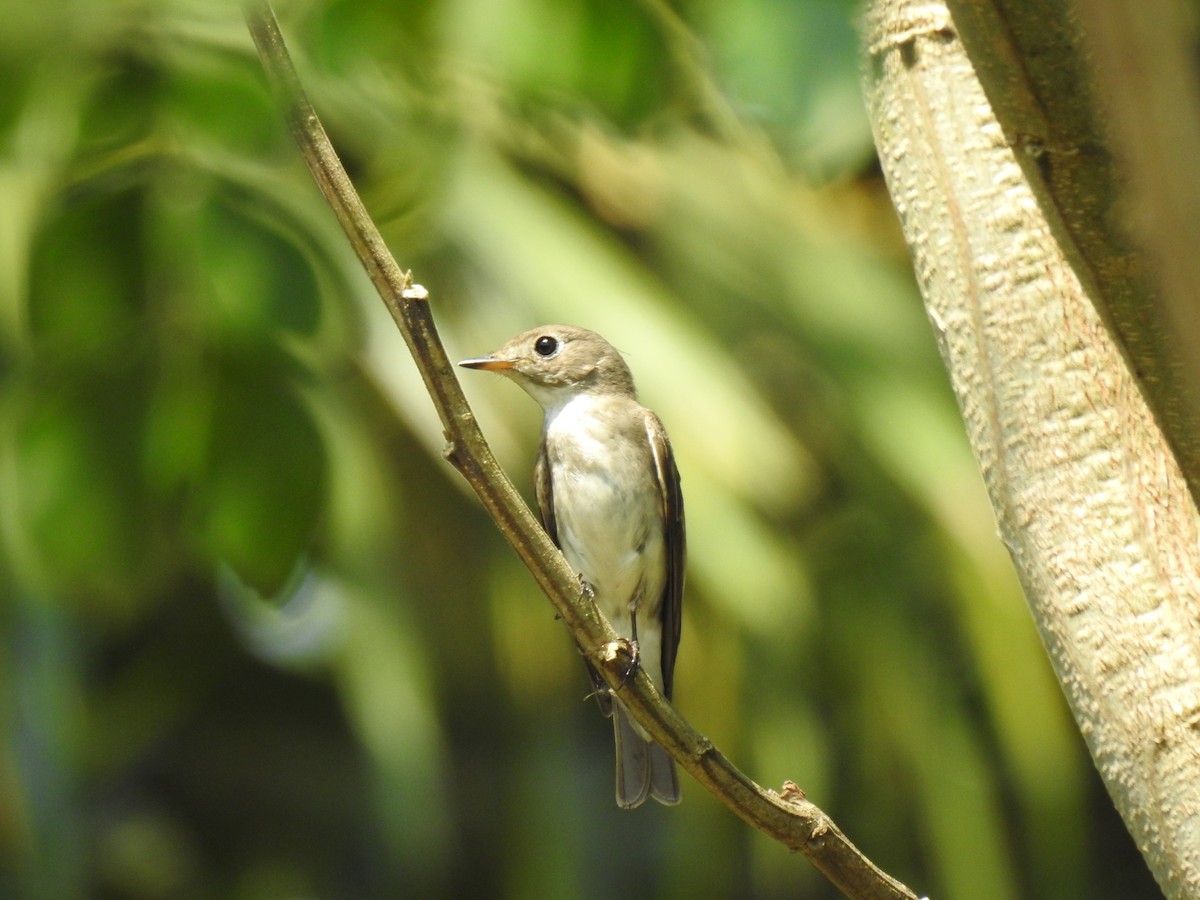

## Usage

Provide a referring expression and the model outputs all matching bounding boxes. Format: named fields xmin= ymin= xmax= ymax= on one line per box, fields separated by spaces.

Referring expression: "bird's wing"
xmin=537 ymin=436 xmax=613 ymax=715
xmin=646 ymin=411 xmax=685 ymax=699
xmin=533 ymin=439 xmax=559 ymax=548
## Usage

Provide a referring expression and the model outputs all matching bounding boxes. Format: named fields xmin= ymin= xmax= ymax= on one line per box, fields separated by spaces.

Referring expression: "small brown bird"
xmin=460 ymin=325 xmax=684 ymax=807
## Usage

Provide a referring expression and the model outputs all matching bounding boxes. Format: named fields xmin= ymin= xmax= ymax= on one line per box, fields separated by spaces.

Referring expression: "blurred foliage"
xmin=0 ymin=0 xmax=1160 ymax=898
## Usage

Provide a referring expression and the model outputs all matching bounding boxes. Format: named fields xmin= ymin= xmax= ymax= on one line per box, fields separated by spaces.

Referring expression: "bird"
xmin=459 ymin=324 xmax=684 ymax=807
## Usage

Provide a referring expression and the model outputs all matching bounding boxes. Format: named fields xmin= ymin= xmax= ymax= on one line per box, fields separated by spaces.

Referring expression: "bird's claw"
xmin=577 ymin=575 xmax=596 ymax=602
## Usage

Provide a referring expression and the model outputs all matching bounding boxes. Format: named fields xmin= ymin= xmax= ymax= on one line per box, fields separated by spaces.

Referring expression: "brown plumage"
xmin=460 ymin=325 xmax=685 ymax=807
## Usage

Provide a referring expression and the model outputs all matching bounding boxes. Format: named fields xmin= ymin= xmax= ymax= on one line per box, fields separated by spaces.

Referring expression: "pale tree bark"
xmin=863 ymin=1 xmax=1200 ymax=896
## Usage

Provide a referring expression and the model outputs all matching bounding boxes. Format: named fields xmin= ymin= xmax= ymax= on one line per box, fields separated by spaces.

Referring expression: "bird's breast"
xmin=541 ymin=397 xmax=666 ymax=617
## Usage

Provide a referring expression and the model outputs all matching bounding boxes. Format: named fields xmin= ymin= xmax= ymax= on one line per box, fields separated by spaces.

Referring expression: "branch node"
xmin=779 ymin=779 xmax=807 ymax=802
xmin=402 ymin=281 xmax=428 ymax=301
xmin=808 ymin=817 xmax=831 ymax=841
xmin=598 ymin=638 xmax=636 ymax=673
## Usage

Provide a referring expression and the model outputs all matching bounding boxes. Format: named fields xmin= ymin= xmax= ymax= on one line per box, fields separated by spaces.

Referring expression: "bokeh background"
xmin=0 ymin=0 xmax=1162 ymax=897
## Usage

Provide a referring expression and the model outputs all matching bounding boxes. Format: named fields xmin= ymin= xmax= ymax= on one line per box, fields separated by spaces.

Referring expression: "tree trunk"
xmin=862 ymin=1 xmax=1200 ymax=895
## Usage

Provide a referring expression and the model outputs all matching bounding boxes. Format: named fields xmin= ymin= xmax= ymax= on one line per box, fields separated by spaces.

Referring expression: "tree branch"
xmin=244 ymin=4 xmax=921 ymax=898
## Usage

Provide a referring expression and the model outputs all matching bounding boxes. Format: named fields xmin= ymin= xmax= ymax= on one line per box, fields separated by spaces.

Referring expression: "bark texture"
xmin=863 ymin=1 xmax=1200 ymax=895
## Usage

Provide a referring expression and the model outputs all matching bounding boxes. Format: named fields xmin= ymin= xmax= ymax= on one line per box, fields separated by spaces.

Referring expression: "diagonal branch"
xmin=244 ymin=4 xmax=921 ymax=898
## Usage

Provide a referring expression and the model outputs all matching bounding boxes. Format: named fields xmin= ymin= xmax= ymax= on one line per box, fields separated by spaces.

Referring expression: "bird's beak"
xmin=458 ymin=355 xmax=516 ymax=372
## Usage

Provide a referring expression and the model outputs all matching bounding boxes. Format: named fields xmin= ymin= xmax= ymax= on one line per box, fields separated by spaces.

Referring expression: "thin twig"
xmin=243 ymin=4 xmax=922 ymax=898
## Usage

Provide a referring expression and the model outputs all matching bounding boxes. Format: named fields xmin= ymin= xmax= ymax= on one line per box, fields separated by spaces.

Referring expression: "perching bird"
xmin=459 ymin=324 xmax=684 ymax=808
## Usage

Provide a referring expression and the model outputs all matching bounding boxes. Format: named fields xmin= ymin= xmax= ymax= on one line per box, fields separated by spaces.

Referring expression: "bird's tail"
xmin=613 ymin=702 xmax=681 ymax=808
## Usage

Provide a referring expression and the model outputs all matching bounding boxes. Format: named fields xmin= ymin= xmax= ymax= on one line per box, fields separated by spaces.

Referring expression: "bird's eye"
xmin=534 ymin=336 xmax=559 ymax=357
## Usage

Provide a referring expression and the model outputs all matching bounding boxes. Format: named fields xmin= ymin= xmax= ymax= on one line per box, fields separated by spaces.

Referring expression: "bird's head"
xmin=459 ymin=324 xmax=637 ymax=409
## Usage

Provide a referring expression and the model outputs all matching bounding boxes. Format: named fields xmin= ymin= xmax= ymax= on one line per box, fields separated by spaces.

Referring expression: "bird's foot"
xmin=599 ymin=637 xmax=641 ymax=692
xmin=577 ymin=575 xmax=596 ymax=602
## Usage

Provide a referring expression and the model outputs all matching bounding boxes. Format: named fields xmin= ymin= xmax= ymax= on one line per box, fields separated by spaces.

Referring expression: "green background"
xmin=0 ymin=0 xmax=1159 ymax=897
